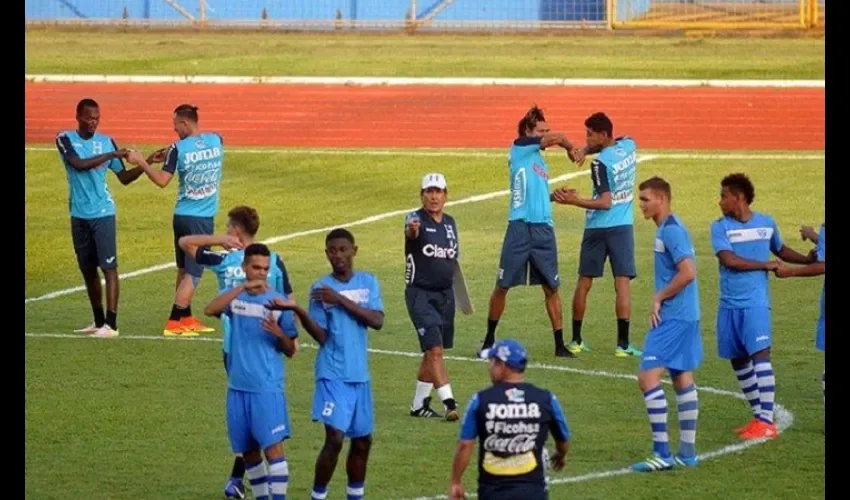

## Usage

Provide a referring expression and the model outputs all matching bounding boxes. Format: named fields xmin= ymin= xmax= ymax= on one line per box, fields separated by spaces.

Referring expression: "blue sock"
xmin=268 ymin=456 xmax=289 ymax=500
xmin=754 ymin=359 xmax=776 ymax=424
xmin=644 ymin=385 xmax=670 ymax=458
xmin=245 ymin=460 xmax=269 ymax=500
xmin=311 ymin=484 xmax=328 ymax=500
xmin=347 ymin=480 xmax=365 ymax=500
xmin=676 ymin=384 xmax=699 ymax=458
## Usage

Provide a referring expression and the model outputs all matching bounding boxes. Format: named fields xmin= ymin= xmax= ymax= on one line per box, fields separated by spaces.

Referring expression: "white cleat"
xmin=74 ymin=323 xmax=100 ymax=334
xmin=90 ymin=325 xmax=119 ymax=338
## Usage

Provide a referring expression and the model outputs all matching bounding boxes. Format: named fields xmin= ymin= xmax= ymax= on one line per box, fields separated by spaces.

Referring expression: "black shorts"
xmin=71 ymin=216 xmax=118 ymax=271
xmin=578 ymin=224 xmax=636 ymax=279
xmin=478 ymin=483 xmax=547 ymax=500
xmin=497 ymin=220 xmax=559 ymax=290
xmin=405 ymin=286 xmax=455 ymax=352
xmin=172 ymin=214 xmax=215 ymax=277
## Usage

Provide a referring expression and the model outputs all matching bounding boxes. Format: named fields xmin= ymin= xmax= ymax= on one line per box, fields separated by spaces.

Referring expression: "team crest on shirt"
xmin=757 ymin=228 xmax=768 ymax=239
xmin=195 ymin=138 xmax=206 ymax=149
xmin=505 ymin=388 xmax=525 ymax=403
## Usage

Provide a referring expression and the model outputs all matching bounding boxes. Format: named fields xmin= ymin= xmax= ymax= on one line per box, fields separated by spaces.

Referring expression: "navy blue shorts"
xmin=172 ymin=214 xmax=214 ymax=277
xmin=71 ymin=216 xmax=118 ymax=271
xmin=578 ymin=225 xmax=636 ymax=279
xmin=405 ymin=286 xmax=455 ymax=351
xmin=478 ymin=482 xmax=547 ymax=500
xmin=497 ymin=220 xmax=559 ymax=290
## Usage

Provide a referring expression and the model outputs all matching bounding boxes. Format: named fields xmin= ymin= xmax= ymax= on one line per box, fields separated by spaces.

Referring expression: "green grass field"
xmin=24 ymin=30 xmax=824 ymax=79
xmin=25 ymin=147 xmax=826 ymax=499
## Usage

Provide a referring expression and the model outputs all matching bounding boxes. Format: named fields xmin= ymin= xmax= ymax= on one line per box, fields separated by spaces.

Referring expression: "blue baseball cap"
xmin=478 ymin=339 xmax=528 ymax=371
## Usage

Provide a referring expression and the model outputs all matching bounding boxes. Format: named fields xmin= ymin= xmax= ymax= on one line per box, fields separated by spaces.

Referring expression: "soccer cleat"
xmin=181 ymin=316 xmax=215 ymax=333
xmin=739 ymin=420 xmax=778 ymax=440
xmin=734 ymin=417 xmax=761 ymax=434
xmin=74 ymin=323 xmax=100 ymax=334
xmin=224 ymin=477 xmax=246 ymax=499
xmin=163 ymin=320 xmax=198 ymax=337
xmin=445 ymin=408 xmax=460 ymax=422
xmin=410 ymin=397 xmax=443 ymax=418
xmin=555 ymin=346 xmax=576 ymax=358
xmin=615 ymin=345 xmax=643 ymax=357
xmin=90 ymin=325 xmax=118 ymax=338
xmin=631 ymin=453 xmax=676 ymax=472
xmin=674 ymin=454 xmax=699 ymax=468
xmin=567 ymin=341 xmax=590 ymax=354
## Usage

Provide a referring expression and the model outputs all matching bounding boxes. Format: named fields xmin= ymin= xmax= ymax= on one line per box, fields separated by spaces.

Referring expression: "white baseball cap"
xmin=421 ymin=172 xmax=447 ymax=190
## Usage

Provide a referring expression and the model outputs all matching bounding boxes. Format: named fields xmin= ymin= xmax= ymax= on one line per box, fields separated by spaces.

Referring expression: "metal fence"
xmin=25 ymin=1 xmax=824 ymax=30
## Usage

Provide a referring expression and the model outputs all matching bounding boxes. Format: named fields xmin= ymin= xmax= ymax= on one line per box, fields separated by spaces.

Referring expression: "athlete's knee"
xmin=351 ymin=435 xmax=372 ymax=455
xmin=80 ymin=265 xmax=99 ymax=281
xmin=323 ymin=428 xmax=345 ymax=454
xmin=243 ymin=449 xmax=263 ymax=464
xmin=427 ymin=346 xmax=445 ymax=360
xmin=752 ymin=348 xmax=771 ymax=361
xmin=730 ymin=357 xmax=750 ymax=370
xmin=542 ymin=285 xmax=559 ymax=299
xmin=491 ymin=286 xmax=509 ymax=298
xmin=575 ymin=277 xmax=593 ymax=293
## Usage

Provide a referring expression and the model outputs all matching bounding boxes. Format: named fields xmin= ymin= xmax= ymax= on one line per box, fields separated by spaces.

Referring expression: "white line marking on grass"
xmin=23 ymin=147 xmax=826 ymax=161
xmin=24 ymin=331 xmax=794 ymax=499
xmin=24 ymin=74 xmax=825 ymax=88
xmin=24 ymin=156 xmax=656 ymax=304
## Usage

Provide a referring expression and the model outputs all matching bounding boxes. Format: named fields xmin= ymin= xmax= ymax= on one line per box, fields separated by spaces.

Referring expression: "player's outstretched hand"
xmin=261 ymin=312 xmax=285 ymax=339
xmin=126 ymin=150 xmax=146 ymax=165
xmin=449 ymin=483 xmax=466 ymax=500
xmin=311 ymin=285 xmax=342 ymax=305
xmin=774 ymin=265 xmax=793 ymax=278
xmin=147 ymin=148 xmax=167 ymax=164
xmin=265 ymin=296 xmax=297 ymax=311
xmin=800 ymin=225 xmax=818 ymax=243
xmin=765 ymin=260 xmax=781 ymax=271
xmin=550 ymin=451 xmax=566 ymax=472
xmin=115 ymin=148 xmax=131 ymax=159
xmin=569 ymin=148 xmax=586 ymax=165
xmin=552 ymin=187 xmax=578 ymax=205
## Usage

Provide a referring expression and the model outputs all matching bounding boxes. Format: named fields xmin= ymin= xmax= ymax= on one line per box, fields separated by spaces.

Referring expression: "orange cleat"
xmin=180 ymin=316 xmax=215 ymax=333
xmin=163 ymin=319 xmax=198 ymax=337
xmin=734 ymin=417 xmax=761 ymax=434
xmin=739 ymin=419 xmax=778 ymax=440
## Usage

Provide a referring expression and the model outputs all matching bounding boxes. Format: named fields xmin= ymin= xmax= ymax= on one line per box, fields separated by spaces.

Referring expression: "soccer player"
xmin=710 ymin=173 xmax=814 ymax=439
xmin=56 ymin=98 xmax=148 ymax=337
xmin=631 ymin=176 xmax=701 ymax=472
xmin=776 ymin=223 xmax=825 ymax=414
xmin=480 ymin=105 xmax=579 ymax=357
xmin=451 ymin=339 xmax=570 ymax=500
xmin=265 ymin=228 xmax=383 ymax=500
xmin=134 ymin=104 xmax=225 ymax=337
xmin=404 ymin=172 xmax=462 ymax=421
xmin=204 ymin=243 xmax=298 ymax=500
xmin=552 ymin=112 xmax=641 ymax=357
xmin=179 ymin=205 xmax=294 ymax=497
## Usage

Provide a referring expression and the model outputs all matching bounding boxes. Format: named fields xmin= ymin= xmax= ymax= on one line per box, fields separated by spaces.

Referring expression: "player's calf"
xmin=242 ymin=450 xmax=271 ymax=500
xmin=633 ymin=367 xmax=672 ymax=472
xmin=345 ymin=436 xmax=371 ymax=500
xmin=311 ymin=428 xmax=345 ymax=500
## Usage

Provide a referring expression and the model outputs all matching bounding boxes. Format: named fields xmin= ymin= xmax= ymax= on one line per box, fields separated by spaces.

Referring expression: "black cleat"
xmin=410 ymin=397 xmax=443 ymax=418
xmin=555 ymin=346 xmax=576 ymax=358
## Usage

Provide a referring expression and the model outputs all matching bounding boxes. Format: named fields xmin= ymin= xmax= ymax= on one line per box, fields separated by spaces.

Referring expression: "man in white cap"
xmin=404 ymin=172 xmax=463 ymax=421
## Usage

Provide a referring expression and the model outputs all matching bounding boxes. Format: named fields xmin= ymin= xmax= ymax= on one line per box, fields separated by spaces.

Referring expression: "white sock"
xmin=246 ymin=460 xmax=270 ymax=500
xmin=411 ymin=380 xmax=433 ymax=410
xmin=437 ymin=384 xmax=454 ymax=405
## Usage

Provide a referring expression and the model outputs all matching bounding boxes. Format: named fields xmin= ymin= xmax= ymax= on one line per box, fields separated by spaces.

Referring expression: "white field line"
xmin=23 ymin=155 xmax=656 ymax=304
xmin=24 ymin=331 xmax=794 ymax=499
xmin=23 ymin=147 xmax=826 ymax=161
xmin=23 ymin=74 xmax=825 ymax=88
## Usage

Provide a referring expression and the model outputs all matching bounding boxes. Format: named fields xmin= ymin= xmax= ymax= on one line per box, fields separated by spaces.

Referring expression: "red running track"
xmin=25 ymin=83 xmax=824 ymax=150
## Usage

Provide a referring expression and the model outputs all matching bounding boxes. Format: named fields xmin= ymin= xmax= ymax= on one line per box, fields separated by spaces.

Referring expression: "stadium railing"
xmin=24 ymin=0 xmax=823 ymax=31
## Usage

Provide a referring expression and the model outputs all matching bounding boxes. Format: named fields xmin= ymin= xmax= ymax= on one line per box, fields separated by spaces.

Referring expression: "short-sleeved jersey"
xmin=162 ymin=132 xmax=224 ymax=217
xmin=508 ymin=136 xmax=553 ymax=226
xmin=223 ymin=288 xmax=298 ymax=393
xmin=404 ymin=208 xmax=458 ymax=290
xmin=655 ymin=214 xmax=700 ymax=322
xmin=309 ymin=271 xmax=384 ymax=383
xmin=584 ymin=137 xmax=638 ymax=229
xmin=816 ymin=224 xmax=825 ymax=323
xmin=459 ymin=382 xmax=569 ymax=488
xmin=710 ymin=212 xmax=783 ymax=309
xmin=55 ymin=130 xmax=126 ymax=219
xmin=195 ymin=248 xmax=293 ymax=296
